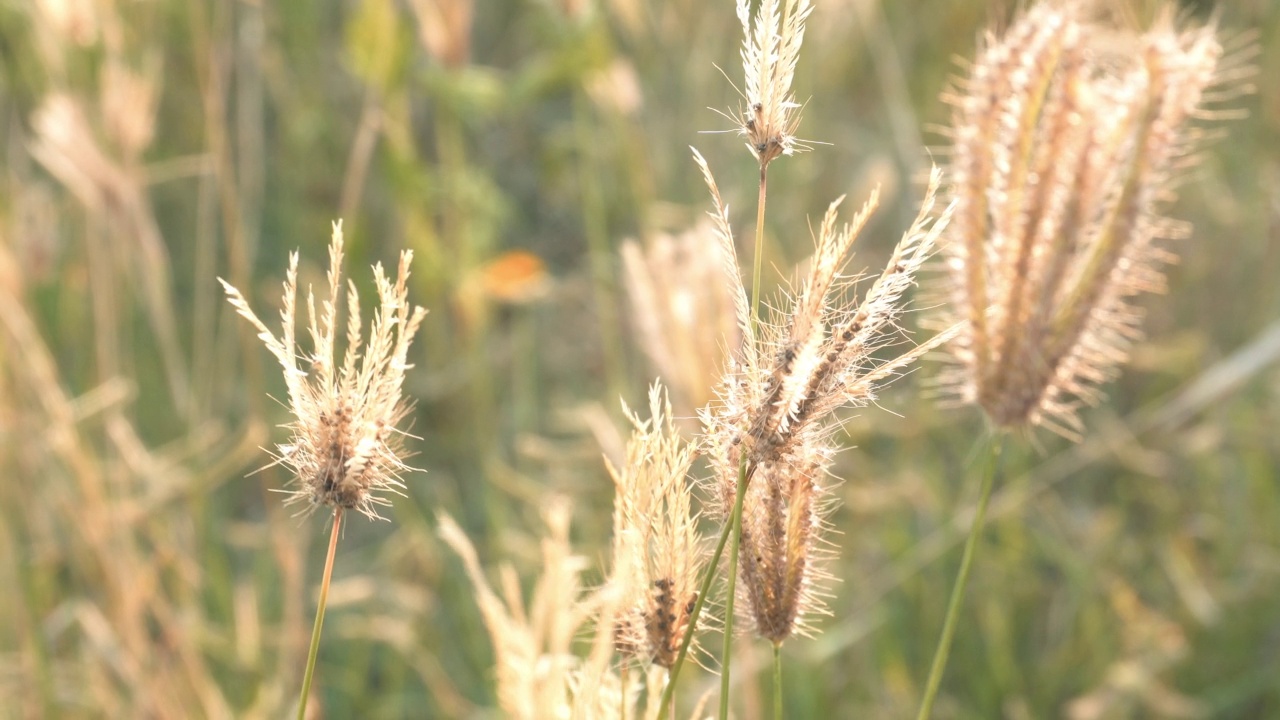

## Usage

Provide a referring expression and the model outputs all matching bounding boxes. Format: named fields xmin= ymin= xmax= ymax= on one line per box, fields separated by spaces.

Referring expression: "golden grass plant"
xmin=607 ymin=383 xmax=706 ymax=673
xmin=440 ymin=494 xmax=714 ymax=720
xmin=917 ymin=5 xmax=1245 ymax=717
xmin=220 ymin=222 xmax=426 ymax=718
xmin=677 ymin=155 xmax=954 ymax=720
xmin=936 ymin=2 xmax=1239 ymax=438
xmin=621 ymin=224 xmax=740 ymax=419
xmin=3 ymin=0 xmax=1272 ymax=716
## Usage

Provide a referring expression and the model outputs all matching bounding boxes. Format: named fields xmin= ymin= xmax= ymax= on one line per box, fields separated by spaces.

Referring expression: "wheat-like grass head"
xmin=694 ymin=148 xmax=956 ymax=642
xmin=935 ymin=2 xmax=1243 ymax=438
xmin=606 ymin=382 xmax=706 ymax=668
xmin=220 ymin=221 xmax=427 ymax=519
xmin=732 ymin=0 xmax=813 ymax=167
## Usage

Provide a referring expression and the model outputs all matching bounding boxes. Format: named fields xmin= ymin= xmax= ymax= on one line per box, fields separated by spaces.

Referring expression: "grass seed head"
xmin=220 ymin=220 xmax=427 ymax=519
xmin=935 ymin=2 xmax=1240 ymax=437
xmin=621 ymin=220 xmax=741 ymax=417
xmin=696 ymin=151 xmax=954 ymax=643
xmin=606 ymin=382 xmax=706 ymax=668
xmin=732 ymin=0 xmax=814 ymax=167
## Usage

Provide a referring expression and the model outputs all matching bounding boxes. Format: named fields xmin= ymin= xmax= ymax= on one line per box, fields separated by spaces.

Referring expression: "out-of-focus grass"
xmin=0 ymin=0 xmax=1277 ymax=717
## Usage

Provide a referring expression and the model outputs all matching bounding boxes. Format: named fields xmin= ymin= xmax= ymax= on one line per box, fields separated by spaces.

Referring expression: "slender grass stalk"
xmin=574 ymin=90 xmax=625 ymax=401
xmin=655 ymin=491 xmax=738 ymax=720
xmin=772 ymin=643 xmax=782 ymax=720
xmin=915 ymin=434 xmax=1006 ymax=720
xmin=717 ymin=162 xmax=769 ymax=720
xmin=719 ymin=456 xmax=751 ymax=720
xmin=297 ymin=508 xmax=343 ymax=720
xmin=656 ymin=158 xmax=772 ymax=720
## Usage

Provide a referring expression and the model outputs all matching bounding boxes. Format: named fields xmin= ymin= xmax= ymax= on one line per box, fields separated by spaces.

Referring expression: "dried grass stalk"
xmin=220 ymin=221 xmax=427 ymax=518
xmin=936 ymin=2 xmax=1240 ymax=437
xmin=439 ymin=502 xmax=591 ymax=719
xmin=442 ymin=501 xmax=705 ymax=720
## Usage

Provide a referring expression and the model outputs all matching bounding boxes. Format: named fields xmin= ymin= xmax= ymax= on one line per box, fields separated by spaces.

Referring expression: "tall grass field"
xmin=1 ymin=0 xmax=1278 ymax=718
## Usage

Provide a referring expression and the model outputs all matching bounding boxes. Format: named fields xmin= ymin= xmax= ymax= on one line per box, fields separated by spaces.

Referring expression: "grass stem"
xmin=655 ymin=481 xmax=738 ymax=720
xmin=750 ymin=166 xmax=768 ymax=321
xmin=297 ymin=508 xmax=343 ymax=720
xmin=915 ymin=434 xmax=1006 ymax=720
xmin=773 ymin=643 xmax=783 ymax=720
xmin=718 ymin=456 xmax=750 ymax=720
xmin=574 ymin=90 xmax=625 ymax=401
xmin=715 ymin=162 xmax=770 ymax=720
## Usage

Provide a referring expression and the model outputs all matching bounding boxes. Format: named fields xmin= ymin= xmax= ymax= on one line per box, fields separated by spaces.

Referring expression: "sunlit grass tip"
xmin=697 ymin=154 xmax=958 ymax=643
xmin=607 ymin=381 xmax=708 ymax=669
xmin=219 ymin=220 xmax=428 ymax=519
xmin=934 ymin=1 xmax=1245 ymax=438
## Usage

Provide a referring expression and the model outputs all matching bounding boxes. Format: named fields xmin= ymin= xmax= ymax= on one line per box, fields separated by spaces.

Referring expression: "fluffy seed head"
xmin=606 ymin=382 xmax=706 ymax=668
xmin=935 ymin=3 xmax=1242 ymax=437
xmin=731 ymin=0 xmax=813 ymax=166
xmin=220 ymin=221 xmax=427 ymax=519
xmin=695 ymin=149 xmax=957 ymax=642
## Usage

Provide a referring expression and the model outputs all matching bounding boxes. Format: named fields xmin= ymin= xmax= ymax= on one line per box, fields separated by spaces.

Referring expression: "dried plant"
xmin=219 ymin=221 xmax=427 ymax=519
xmin=439 ymin=501 xmax=590 ymax=719
xmin=935 ymin=2 xmax=1241 ymax=437
xmin=606 ymin=382 xmax=706 ymax=668
xmin=30 ymin=85 xmax=188 ymax=412
xmin=730 ymin=0 xmax=814 ymax=167
xmin=917 ymin=6 xmax=1247 ymax=718
xmin=622 ymin=223 xmax=740 ymax=417
xmin=221 ymin=221 xmax=426 ymax=719
xmin=698 ymin=155 xmax=955 ymax=644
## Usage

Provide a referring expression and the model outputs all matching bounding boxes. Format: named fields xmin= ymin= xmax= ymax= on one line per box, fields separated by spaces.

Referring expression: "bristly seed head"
xmin=220 ymin=220 xmax=428 ymax=520
xmin=606 ymin=382 xmax=707 ymax=668
xmin=694 ymin=146 xmax=958 ymax=643
xmin=933 ymin=2 xmax=1246 ymax=438
xmin=731 ymin=0 xmax=813 ymax=167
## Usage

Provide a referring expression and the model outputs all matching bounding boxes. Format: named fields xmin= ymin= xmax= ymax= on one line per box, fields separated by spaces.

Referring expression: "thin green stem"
xmin=297 ymin=508 xmax=343 ymax=720
xmin=915 ymin=434 xmax=1006 ymax=720
xmin=657 ymin=162 xmax=769 ymax=720
xmin=713 ymin=163 xmax=769 ymax=720
xmin=655 ymin=491 xmax=737 ymax=720
xmin=718 ymin=457 xmax=749 ymax=720
xmin=772 ymin=643 xmax=783 ymax=720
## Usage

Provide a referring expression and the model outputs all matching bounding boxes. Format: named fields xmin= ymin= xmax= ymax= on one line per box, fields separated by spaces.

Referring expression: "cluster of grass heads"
xmin=1 ymin=0 xmax=1279 ymax=717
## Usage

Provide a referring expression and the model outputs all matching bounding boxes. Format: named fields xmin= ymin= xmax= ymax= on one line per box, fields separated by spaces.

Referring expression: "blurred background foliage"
xmin=0 ymin=0 xmax=1278 ymax=717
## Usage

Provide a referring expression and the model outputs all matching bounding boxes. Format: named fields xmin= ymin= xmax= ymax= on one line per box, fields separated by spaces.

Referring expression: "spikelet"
xmin=606 ymin=382 xmax=706 ymax=668
xmin=935 ymin=2 xmax=1240 ymax=437
xmin=696 ymin=150 xmax=956 ymax=643
xmin=220 ymin=221 xmax=427 ymax=519
xmin=731 ymin=0 xmax=813 ymax=166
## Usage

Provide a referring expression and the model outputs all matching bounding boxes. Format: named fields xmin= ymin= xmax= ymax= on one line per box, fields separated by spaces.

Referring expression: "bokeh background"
xmin=1 ymin=0 xmax=1278 ymax=717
